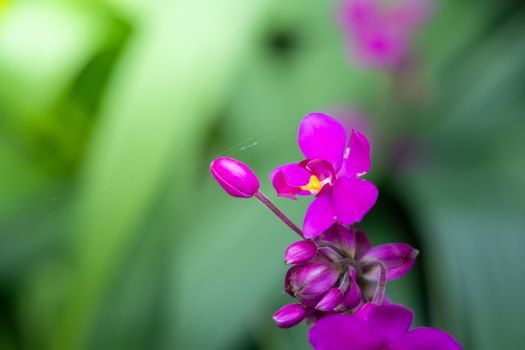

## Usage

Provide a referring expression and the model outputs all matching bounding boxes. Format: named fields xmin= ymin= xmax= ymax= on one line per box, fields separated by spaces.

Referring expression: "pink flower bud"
xmin=360 ymin=243 xmax=419 ymax=280
xmin=210 ymin=157 xmax=260 ymax=198
xmin=284 ymin=240 xmax=317 ymax=264
xmin=315 ymin=288 xmax=344 ymax=312
xmin=272 ymin=304 xmax=306 ymax=328
xmin=286 ymin=263 xmax=340 ymax=304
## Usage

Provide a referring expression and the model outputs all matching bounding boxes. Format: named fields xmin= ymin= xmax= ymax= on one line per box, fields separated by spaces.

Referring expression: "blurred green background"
xmin=1 ymin=0 xmax=525 ymax=349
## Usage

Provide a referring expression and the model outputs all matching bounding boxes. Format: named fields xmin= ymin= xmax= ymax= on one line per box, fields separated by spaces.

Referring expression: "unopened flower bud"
xmin=210 ymin=157 xmax=260 ymax=198
xmin=361 ymin=243 xmax=419 ymax=281
xmin=337 ymin=267 xmax=361 ymax=310
xmin=284 ymin=240 xmax=317 ymax=264
xmin=315 ymin=288 xmax=344 ymax=312
xmin=272 ymin=304 xmax=306 ymax=328
xmin=286 ymin=263 xmax=340 ymax=304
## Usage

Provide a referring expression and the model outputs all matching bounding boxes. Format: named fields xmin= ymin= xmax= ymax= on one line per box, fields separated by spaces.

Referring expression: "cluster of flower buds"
xmin=210 ymin=112 xmax=461 ymax=349
xmin=273 ymin=225 xmax=418 ymax=328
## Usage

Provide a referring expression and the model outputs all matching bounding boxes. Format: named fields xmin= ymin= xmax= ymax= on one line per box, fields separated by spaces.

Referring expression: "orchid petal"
xmin=332 ymin=177 xmax=378 ymax=225
xmin=270 ymin=164 xmax=311 ymax=199
xmin=356 ymin=303 xmax=413 ymax=343
xmin=389 ymin=327 xmax=463 ymax=350
xmin=298 ymin=113 xmax=347 ymax=172
xmin=344 ymin=129 xmax=371 ymax=176
xmin=361 ymin=243 xmax=418 ymax=281
xmin=270 ymin=163 xmax=311 ymax=187
xmin=303 ymin=193 xmax=337 ymax=238
xmin=309 ymin=314 xmax=379 ymax=350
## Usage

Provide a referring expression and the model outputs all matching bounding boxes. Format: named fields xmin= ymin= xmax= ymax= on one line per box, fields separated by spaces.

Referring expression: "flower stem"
xmin=371 ymin=261 xmax=387 ymax=304
xmin=255 ymin=191 xmax=303 ymax=238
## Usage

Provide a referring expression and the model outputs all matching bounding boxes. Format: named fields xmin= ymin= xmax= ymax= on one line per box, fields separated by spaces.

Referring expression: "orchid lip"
xmin=300 ymin=175 xmax=332 ymax=195
xmin=300 ymin=175 xmax=323 ymax=194
xmin=301 ymin=159 xmax=337 ymax=183
xmin=297 ymin=159 xmax=337 ymax=196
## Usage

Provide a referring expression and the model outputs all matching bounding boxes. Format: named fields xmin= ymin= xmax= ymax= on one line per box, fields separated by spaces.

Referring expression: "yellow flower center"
xmin=301 ymin=175 xmax=322 ymax=194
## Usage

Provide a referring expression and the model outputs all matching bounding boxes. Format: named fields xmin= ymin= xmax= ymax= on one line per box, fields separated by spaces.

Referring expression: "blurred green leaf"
xmin=52 ymin=1 xmax=271 ymax=349
xmin=0 ymin=2 xmax=108 ymax=116
xmin=398 ymin=9 xmax=525 ymax=349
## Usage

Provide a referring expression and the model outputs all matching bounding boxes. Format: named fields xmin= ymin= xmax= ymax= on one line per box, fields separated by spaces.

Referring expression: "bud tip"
xmin=272 ymin=304 xmax=306 ymax=328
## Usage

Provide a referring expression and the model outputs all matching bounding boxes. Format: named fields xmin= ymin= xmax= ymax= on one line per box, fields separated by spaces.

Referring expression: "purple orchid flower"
xmin=270 ymin=113 xmax=378 ymax=238
xmin=273 ymin=224 xmax=418 ymax=328
xmin=211 ymin=113 xmax=460 ymax=348
xmin=309 ymin=303 xmax=462 ymax=350
xmin=338 ymin=0 xmax=433 ymax=69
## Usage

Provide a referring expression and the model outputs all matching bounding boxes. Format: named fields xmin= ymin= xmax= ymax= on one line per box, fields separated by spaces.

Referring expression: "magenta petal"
xmin=389 ymin=327 xmax=462 ymax=350
xmin=309 ymin=314 xmax=379 ymax=350
xmin=332 ymin=177 xmax=378 ymax=225
xmin=344 ymin=129 xmax=371 ymax=176
xmin=298 ymin=113 xmax=347 ymax=171
xmin=303 ymin=194 xmax=336 ymax=238
xmin=354 ymin=301 xmax=374 ymax=318
xmin=271 ymin=172 xmax=302 ymax=200
xmin=270 ymin=164 xmax=311 ymax=199
xmin=361 ymin=243 xmax=419 ymax=281
xmin=357 ymin=303 xmax=413 ymax=343
xmin=269 ymin=163 xmax=311 ymax=187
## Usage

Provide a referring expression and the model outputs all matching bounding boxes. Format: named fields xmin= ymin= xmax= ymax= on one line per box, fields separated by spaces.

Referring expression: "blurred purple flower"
xmin=309 ymin=303 xmax=462 ymax=350
xmin=330 ymin=106 xmax=373 ymax=139
xmin=270 ymin=113 xmax=378 ymax=238
xmin=338 ymin=0 xmax=433 ymax=69
xmin=273 ymin=225 xmax=418 ymax=328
